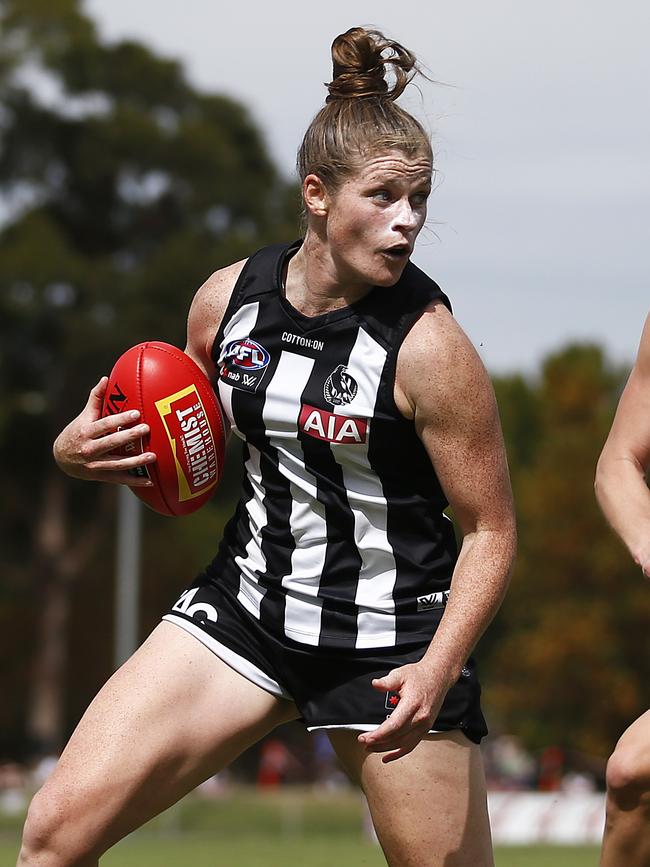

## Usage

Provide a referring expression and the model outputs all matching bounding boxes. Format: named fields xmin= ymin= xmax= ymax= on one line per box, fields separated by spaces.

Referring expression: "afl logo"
xmin=224 ymin=338 xmax=270 ymax=370
xmin=324 ymin=365 xmax=358 ymax=406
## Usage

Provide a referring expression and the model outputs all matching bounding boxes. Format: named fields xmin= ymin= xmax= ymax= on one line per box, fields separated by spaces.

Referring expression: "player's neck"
xmin=284 ymin=236 xmax=371 ymax=317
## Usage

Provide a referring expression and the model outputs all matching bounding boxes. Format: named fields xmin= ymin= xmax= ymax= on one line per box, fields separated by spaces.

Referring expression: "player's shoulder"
xmin=400 ymin=300 xmax=481 ymax=377
xmin=395 ymin=300 xmax=492 ymax=423
xmin=185 ymin=258 xmax=248 ymax=374
xmin=193 ymin=259 xmax=248 ymax=315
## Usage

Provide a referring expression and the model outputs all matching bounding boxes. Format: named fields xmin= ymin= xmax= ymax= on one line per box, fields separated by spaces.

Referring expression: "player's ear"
xmin=302 ymin=174 xmax=329 ymax=218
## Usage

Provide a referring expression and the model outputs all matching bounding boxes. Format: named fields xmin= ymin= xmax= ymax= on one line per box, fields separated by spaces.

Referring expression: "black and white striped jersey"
xmin=207 ymin=240 xmax=458 ymax=650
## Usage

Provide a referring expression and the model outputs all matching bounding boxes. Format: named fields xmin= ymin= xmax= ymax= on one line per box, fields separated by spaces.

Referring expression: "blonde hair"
xmin=297 ymin=27 xmax=432 ymax=193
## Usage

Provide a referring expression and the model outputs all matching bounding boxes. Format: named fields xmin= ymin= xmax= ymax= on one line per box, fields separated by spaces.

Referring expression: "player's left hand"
xmin=357 ymin=661 xmax=449 ymax=763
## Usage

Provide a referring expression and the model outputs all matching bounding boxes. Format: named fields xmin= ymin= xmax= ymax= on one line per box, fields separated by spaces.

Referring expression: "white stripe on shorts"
xmin=306 ymin=723 xmax=442 ymax=733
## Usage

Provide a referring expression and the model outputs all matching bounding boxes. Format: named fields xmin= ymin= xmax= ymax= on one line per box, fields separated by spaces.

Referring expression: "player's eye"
xmin=411 ymin=191 xmax=430 ymax=207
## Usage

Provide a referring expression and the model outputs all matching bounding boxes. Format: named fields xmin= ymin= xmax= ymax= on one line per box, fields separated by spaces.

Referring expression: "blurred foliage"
xmin=0 ymin=0 xmax=298 ymax=756
xmin=0 ymin=0 xmax=647 ymax=767
xmin=485 ymin=346 xmax=649 ymax=757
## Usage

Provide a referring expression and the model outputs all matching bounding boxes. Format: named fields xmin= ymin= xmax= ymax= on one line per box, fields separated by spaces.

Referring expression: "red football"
xmin=102 ymin=341 xmax=226 ymax=516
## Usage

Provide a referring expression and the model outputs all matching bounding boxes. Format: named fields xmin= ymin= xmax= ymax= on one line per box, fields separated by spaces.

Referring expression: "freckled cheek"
xmin=331 ymin=213 xmax=378 ymax=256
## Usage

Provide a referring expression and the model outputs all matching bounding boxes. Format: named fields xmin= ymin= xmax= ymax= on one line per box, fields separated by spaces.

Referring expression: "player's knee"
xmin=606 ymin=745 xmax=650 ymax=807
xmin=19 ymin=786 xmax=95 ymax=866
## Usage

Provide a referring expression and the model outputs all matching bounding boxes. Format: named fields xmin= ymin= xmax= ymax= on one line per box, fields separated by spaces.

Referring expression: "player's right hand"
xmin=53 ymin=377 xmax=156 ymax=486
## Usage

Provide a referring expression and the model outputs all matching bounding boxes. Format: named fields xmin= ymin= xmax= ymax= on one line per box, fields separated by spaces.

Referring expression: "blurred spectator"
xmin=257 ymin=739 xmax=292 ymax=788
xmin=538 ymin=745 xmax=566 ymax=791
xmin=31 ymin=754 xmax=58 ymax=789
xmin=311 ymin=731 xmax=348 ymax=790
xmin=196 ymin=769 xmax=230 ymax=798
xmin=0 ymin=761 xmax=28 ymax=815
xmin=561 ymin=771 xmax=596 ymax=793
xmin=484 ymin=734 xmax=537 ymax=790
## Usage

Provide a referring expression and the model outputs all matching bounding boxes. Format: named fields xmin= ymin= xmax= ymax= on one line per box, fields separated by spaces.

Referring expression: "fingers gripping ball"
xmin=102 ymin=342 xmax=226 ymax=516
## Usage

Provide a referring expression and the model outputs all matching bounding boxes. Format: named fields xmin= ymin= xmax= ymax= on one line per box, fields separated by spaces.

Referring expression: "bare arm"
xmin=359 ymin=302 xmax=517 ymax=761
xmin=52 ymin=260 xmax=246 ymax=484
xmin=183 ymin=259 xmax=246 ymax=376
xmin=595 ymin=313 xmax=650 ymax=575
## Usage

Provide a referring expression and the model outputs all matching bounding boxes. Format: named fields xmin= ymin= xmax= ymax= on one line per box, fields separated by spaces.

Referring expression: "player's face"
xmin=326 ymin=149 xmax=432 ymax=288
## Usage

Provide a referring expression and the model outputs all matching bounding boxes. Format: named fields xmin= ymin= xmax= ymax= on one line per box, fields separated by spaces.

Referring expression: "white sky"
xmin=84 ymin=0 xmax=649 ymax=374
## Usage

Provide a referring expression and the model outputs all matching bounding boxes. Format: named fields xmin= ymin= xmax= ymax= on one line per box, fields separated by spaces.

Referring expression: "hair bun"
xmin=326 ymin=27 xmax=416 ymax=103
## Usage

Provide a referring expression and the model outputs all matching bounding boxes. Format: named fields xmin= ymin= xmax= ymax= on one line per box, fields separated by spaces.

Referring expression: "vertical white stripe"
xmin=216 ymin=302 xmax=261 ymax=437
xmin=262 ymin=351 xmax=325 ymax=644
xmin=235 ymin=443 xmax=268 ymax=618
xmin=218 ymin=380 xmax=236 ymax=439
xmin=332 ymin=328 xmax=397 ymax=648
xmin=282 ymin=483 xmax=325 ymax=646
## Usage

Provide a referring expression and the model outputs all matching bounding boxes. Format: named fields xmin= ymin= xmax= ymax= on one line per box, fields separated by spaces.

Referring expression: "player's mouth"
xmin=380 ymin=244 xmax=411 ymax=261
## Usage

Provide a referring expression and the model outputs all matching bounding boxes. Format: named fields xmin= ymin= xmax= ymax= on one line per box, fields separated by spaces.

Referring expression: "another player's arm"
xmin=595 ymin=313 xmax=650 ymax=575
xmin=53 ymin=260 xmax=245 ymax=485
xmin=359 ymin=302 xmax=517 ymax=761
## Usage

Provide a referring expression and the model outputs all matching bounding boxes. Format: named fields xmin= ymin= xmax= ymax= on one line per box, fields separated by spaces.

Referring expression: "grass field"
xmin=0 ymin=787 xmax=600 ymax=865
xmin=0 ymin=835 xmax=602 ymax=866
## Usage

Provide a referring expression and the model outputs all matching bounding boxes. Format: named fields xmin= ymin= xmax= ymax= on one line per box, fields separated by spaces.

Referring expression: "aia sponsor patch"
xmin=385 ymin=691 xmax=400 ymax=711
xmin=299 ymin=404 xmax=368 ymax=444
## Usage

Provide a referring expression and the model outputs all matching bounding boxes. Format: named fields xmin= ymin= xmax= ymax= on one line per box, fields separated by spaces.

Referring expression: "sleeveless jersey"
xmin=207 ymin=240 xmax=458 ymax=650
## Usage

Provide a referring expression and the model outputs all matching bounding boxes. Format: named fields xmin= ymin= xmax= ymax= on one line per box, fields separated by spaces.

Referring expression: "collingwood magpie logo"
xmin=324 ymin=365 xmax=358 ymax=406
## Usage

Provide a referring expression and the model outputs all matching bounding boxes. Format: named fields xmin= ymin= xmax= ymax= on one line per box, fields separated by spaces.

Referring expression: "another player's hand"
xmin=53 ymin=377 xmax=156 ymax=486
xmin=357 ymin=660 xmax=449 ymax=763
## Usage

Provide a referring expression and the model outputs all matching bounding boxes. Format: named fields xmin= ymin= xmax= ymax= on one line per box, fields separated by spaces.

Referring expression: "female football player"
xmin=18 ymin=27 xmax=516 ymax=867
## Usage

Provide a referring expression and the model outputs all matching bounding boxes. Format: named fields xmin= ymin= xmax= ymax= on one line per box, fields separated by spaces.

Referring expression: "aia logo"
xmin=299 ymin=404 xmax=368 ymax=444
xmin=324 ymin=365 xmax=358 ymax=406
xmin=223 ymin=337 xmax=269 ymax=370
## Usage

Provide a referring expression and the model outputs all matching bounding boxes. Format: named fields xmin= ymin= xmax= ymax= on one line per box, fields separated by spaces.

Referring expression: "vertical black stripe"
xmin=367 ymin=359 xmax=458 ymax=644
xmin=209 ymin=440 xmax=256 ymax=596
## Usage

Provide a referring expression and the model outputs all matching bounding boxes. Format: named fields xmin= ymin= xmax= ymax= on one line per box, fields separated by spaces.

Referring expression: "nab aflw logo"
xmin=223 ymin=337 xmax=269 ymax=370
xmin=219 ymin=337 xmax=270 ymax=393
xmin=299 ymin=404 xmax=368 ymax=444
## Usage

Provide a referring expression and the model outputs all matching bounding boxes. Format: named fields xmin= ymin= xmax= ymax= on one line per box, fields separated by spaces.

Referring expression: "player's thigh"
xmin=329 ymin=730 xmax=493 ymax=867
xmin=30 ymin=621 xmax=298 ymax=851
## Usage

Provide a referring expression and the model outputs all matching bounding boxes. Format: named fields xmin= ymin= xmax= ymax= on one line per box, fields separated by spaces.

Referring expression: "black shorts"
xmin=163 ymin=573 xmax=487 ymax=744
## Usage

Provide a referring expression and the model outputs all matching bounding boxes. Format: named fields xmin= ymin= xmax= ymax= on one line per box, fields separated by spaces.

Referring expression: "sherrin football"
xmin=102 ymin=341 xmax=226 ymax=516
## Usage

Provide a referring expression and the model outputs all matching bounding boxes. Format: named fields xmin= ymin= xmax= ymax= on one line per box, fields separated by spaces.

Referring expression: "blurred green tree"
xmin=486 ymin=346 xmax=650 ymax=759
xmin=0 ymin=0 xmax=298 ymax=755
